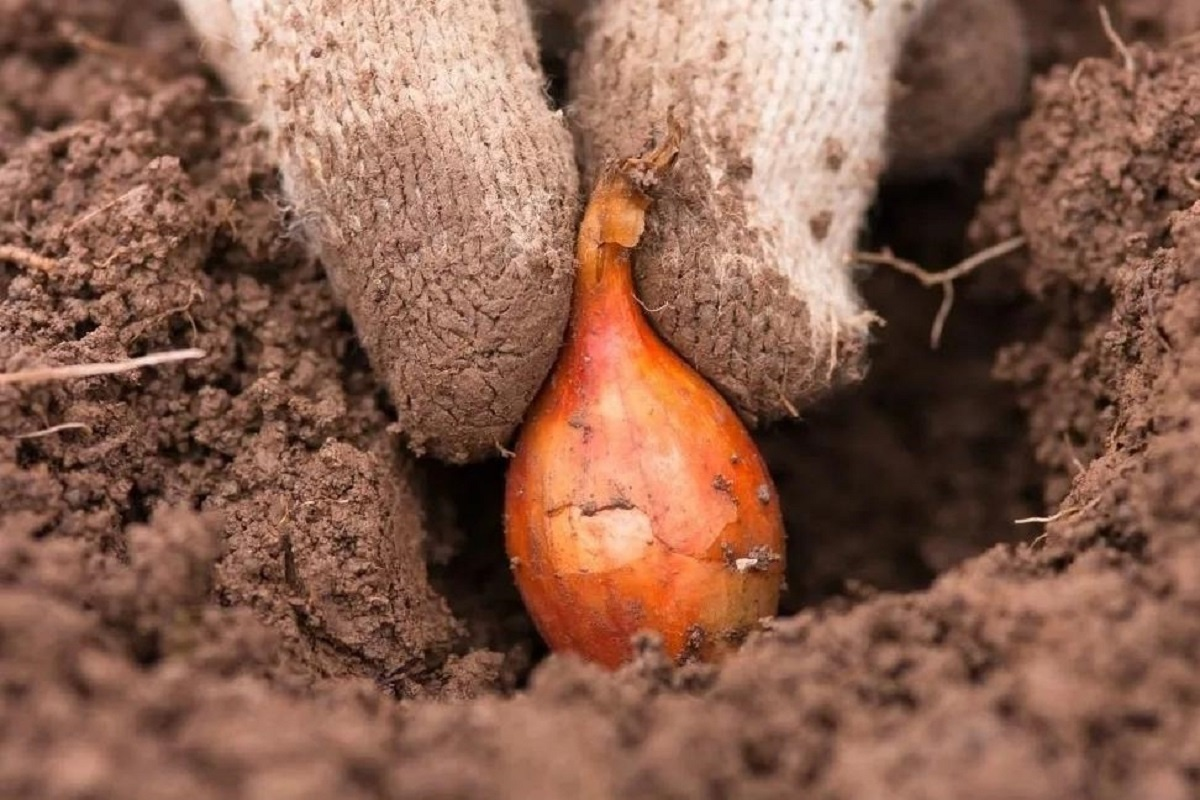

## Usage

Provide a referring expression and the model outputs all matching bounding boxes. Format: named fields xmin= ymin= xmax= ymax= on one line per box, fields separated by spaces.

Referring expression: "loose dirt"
xmin=2 ymin=1 xmax=1199 ymax=798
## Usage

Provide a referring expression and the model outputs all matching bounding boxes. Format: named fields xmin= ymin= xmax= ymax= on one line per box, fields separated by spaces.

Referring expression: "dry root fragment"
xmin=1097 ymin=5 xmax=1136 ymax=77
xmin=0 ymin=245 xmax=58 ymax=274
xmin=55 ymin=20 xmax=171 ymax=82
xmin=854 ymin=236 xmax=1026 ymax=347
xmin=1014 ymin=494 xmax=1103 ymax=526
xmin=0 ymin=349 xmax=206 ymax=386
xmin=10 ymin=423 xmax=93 ymax=440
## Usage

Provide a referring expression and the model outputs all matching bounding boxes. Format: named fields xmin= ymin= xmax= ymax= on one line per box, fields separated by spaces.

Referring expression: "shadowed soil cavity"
xmin=3 ymin=2 xmax=1200 ymax=798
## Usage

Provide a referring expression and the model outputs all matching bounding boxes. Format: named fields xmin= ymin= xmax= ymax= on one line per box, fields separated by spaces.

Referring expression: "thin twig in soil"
xmin=0 ymin=244 xmax=57 ymax=273
xmin=1068 ymin=8 xmax=1137 ymax=103
xmin=853 ymin=236 xmax=1027 ymax=348
xmin=0 ymin=348 xmax=205 ymax=386
xmin=11 ymin=422 xmax=92 ymax=440
xmin=55 ymin=20 xmax=168 ymax=80
xmin=1097 ymin=5 xmax=1135 ymax=76
xmin=68 ymin=185 xmax=149 ymax=234
xmin=129 ymin=282 xmax=205 ymax=345
xmin=1015 ymin=510 xmax=1072 ymax=525
xmin=1062 ymin=433 xmax=1087 ymax=475
xmin=1014 ymin=494 xmax=1103 ymax=525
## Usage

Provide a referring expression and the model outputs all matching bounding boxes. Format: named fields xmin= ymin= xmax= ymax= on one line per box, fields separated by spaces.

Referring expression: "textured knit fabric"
xmin=569 ymin=0 xmax=932 ymax=421
xmin=177 ymin=0 xmax=963 ymax=460
xmin=179 ymin=0 xmax=580 ymax=462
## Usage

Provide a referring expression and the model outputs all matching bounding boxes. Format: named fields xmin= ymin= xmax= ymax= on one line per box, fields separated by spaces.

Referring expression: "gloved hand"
xmin=175 ymin=0 xmax=1026 ymax=463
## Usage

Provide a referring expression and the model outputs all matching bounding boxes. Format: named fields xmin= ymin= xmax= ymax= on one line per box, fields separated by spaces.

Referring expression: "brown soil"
xmin=3 ymin=2 xmax=1200 ymax=798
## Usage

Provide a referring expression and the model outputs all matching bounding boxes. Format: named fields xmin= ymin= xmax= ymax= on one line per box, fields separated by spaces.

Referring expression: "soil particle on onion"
xmin=711 ymin=473 xmax=735 ymax=498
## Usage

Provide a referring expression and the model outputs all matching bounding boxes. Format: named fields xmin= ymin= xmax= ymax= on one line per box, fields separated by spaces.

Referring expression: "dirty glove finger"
xmin=569 ymin=0 xmax=932 ymax=423
xmin=177 ymin=0 xmax=579 ymax=463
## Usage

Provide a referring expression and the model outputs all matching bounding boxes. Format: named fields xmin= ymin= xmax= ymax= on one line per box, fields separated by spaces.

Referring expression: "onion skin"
xmin=504 ymin=120 xmax=785 ymax=669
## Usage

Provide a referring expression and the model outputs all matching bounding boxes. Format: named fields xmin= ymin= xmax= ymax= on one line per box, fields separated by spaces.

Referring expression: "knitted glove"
xmin=176 ymin=0 xmax=1026 ymax=462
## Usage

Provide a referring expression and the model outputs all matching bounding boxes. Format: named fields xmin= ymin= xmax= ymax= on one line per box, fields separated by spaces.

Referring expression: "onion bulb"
xmin=504 ymin=118 xmax=785 ymax=668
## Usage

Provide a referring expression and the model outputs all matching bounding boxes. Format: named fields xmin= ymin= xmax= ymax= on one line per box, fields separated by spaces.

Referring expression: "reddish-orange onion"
xmin=504 ymin=119 xmax=785 ymax=669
